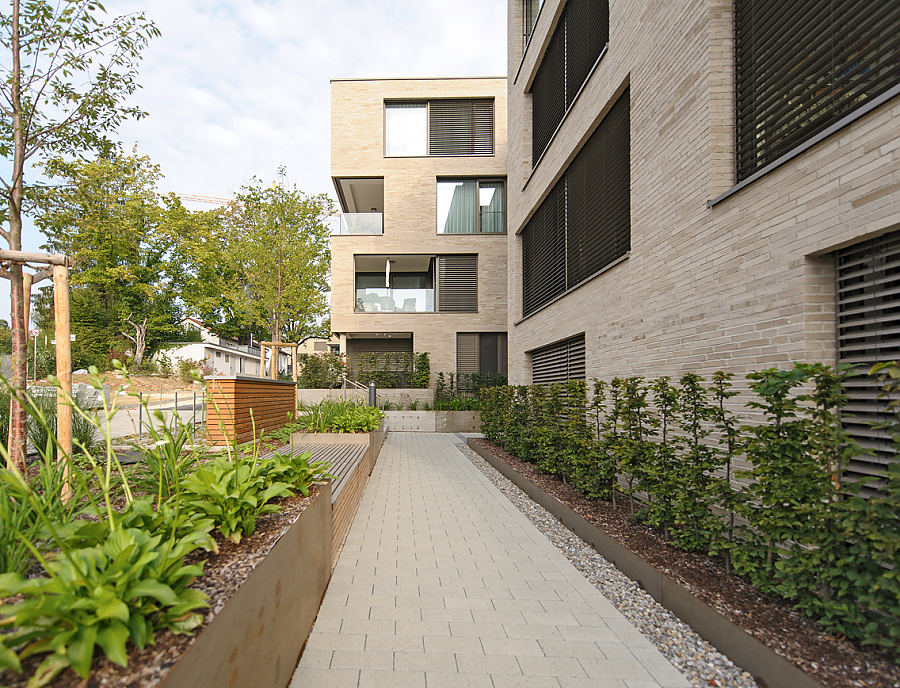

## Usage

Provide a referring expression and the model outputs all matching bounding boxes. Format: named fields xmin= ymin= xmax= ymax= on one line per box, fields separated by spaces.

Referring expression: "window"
xmin=523 ymin=0 xmax=545 ymax=48
xmin=530 ymin=0 xmax=609 ymax=165
xmin=437 ymin=180 xmax=505 ymax=234
xmin=735 ymin=0 xmax=900 ymax=182
xmin=522 ymin=88 xmax=630 ymax=317
xmin=384 ymin=103 xmax=426 ymax=156
xmin=530 ymin=334 xmax=585 ymax=385
xmin=457 ymin=333 xmax=508 ymax=375
xmin=385 ymin=100 xmax=494 ymax=157
xmin=354 ymin=254 xmax=477 ymax=313
xmin=836 ymin=230 xmax=900 ymax=496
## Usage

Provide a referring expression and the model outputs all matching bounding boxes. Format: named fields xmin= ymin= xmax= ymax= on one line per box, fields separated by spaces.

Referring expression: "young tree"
xmin=37 ymin=151 xmax=187 ymax=369
xmin=181 ymin=170 xmax=332 ymax=345
xmin=0 ymin=0 xmax=157 ymax=468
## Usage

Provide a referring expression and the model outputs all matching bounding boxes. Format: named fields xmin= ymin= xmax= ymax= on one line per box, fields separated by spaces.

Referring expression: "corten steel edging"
xmin=160 ymin=482 xmax=332 ymax=688
xmin=467 ymin=439 xmax=825 ymax=688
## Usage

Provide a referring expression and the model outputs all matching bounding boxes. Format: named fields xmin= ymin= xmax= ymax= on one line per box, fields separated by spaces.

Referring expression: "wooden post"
xmin=259 ymin=345 xmax=266 ymax=379
xmin=271 ymin=344 xmax=278 ymax=380
xmin=53 ymin=264 xmax=72 ymax=494
xmin=292 ymin=345 xmax=297 ymax=383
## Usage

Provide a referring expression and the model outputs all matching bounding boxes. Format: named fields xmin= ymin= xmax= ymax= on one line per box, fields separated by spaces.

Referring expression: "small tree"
xmin=0 ymin=0 xmax=158 ymax=469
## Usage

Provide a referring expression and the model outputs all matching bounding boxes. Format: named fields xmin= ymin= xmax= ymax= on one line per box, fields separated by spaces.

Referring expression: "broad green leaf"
xmin=67 ymin=624 xmax=98 ymax=679
xmin=0 ymin=643 xmax=22 ymax=673
xmin=97 ymin=620 xmax=130 ymax=667
xmin=26 ymin=651 xmax=70 ymax=688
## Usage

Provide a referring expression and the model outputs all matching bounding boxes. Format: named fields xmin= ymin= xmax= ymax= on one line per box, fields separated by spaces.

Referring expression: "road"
xmin=99 ymin=391 xmax=206 ymax=442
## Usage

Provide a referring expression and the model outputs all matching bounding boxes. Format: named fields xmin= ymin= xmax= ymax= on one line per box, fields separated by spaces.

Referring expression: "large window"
xmin=437 ymin=180 xmax=505 ymax=234
xmin=735 ymin=0 xmax=900 ymax=182
xmin=522 ymin=89 xmax=630 ymax=317
xmin=530 ymin=334 xmax=585 ymax=385
xmin=355 ymin=254 xmax=477 ymax=313
xmin=530 ymin=0 xmax=609 ymax=165
xmin=385 ymin=100 xmax=494 ymax=157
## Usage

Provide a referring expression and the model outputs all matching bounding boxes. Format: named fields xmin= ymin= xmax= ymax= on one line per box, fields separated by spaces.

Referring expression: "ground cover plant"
xmin=0 ymin=364 xmax=333 ymax=686
xmin=479 ymin=363 xmax=900 ymax=660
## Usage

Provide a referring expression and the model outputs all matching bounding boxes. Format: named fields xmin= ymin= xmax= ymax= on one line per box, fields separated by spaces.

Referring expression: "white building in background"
xmin=157 ymin=318 xmax=289 ymax=377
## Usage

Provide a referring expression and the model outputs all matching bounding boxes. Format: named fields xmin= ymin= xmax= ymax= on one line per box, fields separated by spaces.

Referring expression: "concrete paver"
xmin=290 ymin=433 xmax=690 ymax=688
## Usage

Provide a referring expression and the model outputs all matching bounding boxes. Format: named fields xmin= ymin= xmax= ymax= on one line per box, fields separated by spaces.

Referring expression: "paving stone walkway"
xmin=290 ymin=433 xmax=690 ymax=688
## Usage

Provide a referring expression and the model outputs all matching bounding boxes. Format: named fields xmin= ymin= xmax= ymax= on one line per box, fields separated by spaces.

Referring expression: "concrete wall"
xmin=505 ymin=0 xmax=900 ymax=386
xmin=330 ymin=78 xmax=510 ymax=382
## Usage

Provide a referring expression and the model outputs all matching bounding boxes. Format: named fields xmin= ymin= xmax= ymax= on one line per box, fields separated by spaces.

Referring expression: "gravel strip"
xmin=457 ymin=442 xmax=758 ymax=688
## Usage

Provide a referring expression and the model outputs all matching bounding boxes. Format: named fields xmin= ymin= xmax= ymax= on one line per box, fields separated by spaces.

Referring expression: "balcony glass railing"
xmin=356 ymin=288 xmax=433 ymax=313
xmin=331 ymin=213 xmax=383 ymax=235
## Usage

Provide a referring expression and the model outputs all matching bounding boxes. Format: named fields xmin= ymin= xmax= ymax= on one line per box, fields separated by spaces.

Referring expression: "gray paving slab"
xmin=289 ymin=433 xmax=690 ymax=688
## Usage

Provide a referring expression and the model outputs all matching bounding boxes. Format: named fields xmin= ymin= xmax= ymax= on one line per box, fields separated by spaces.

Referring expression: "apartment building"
xmin=330 ymin=78 xmax=509 ymax=381
xmin=505 ymin=0 xmax=900 ymax=485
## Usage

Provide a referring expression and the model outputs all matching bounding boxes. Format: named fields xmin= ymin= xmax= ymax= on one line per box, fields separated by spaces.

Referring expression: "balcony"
xmin=356 ymin=287 xmax=433 ymax=313
xmin=331 ymin=213 xmax=383 ymax=235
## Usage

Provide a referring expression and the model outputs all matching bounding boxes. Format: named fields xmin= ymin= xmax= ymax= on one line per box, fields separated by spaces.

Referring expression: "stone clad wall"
xmin=505 ymin=0 xmax=900 ymax=385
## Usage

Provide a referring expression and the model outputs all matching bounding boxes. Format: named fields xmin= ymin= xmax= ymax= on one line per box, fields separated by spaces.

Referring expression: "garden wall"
xmin=297 ymin=388 xmax=433 ymax=407
xmin=206 ymin=375 xmax=296 ymax=446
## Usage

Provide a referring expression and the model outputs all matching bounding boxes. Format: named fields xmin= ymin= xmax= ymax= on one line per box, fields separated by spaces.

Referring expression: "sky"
xmin=4 ymin=0 xmax=508 ymax=321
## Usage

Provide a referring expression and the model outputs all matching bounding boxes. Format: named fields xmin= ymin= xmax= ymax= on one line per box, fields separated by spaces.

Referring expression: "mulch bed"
xmin=471 ymin=438 xmax=900 ymax=688
xmin=1 ymin=483 xmax=323 ymax=688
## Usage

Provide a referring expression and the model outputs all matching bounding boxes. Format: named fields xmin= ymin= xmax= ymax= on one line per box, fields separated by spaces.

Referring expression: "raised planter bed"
xmin=159 ymin=483 xmax=331 ymax=688
xmin=467 ymin=438 xmax=826 ymax=688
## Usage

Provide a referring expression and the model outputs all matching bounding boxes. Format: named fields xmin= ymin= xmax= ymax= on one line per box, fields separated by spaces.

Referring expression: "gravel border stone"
xmin=457 ymin=442 xmax=759 ymax=688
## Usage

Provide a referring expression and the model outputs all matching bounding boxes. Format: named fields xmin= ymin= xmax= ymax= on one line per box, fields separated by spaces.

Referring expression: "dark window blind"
xmin=437 ymin=255 xmax=478 ymax=312
xmin=457 ymin=333 xmax=480 ymax=373
xmin=522 ymin=89 xmax=630 ymax=317
xmin=837 ymin=230 xmax=900 ymax=496
xmin=735 ymin=0 xmax=900 ymax=181
xmin=531 ymin=334 xmax=586 ymax=385
xmin=429 ymin=100 xmax=495 ymax=156
xmin=522 ymin=178 xmax=567 ymax=317
xmin=530 ymin=0 xmax=608 ymax=165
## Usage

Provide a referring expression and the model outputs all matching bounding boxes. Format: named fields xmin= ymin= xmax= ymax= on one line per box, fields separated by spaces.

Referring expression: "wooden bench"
xmin=262 ymin=442 xmax=371 ymax=566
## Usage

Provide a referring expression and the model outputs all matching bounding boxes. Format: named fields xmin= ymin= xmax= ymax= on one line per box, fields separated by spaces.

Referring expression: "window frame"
xmin=436 ymin=178 xmax=507 ymax=235
xmin=383 ymin=99 xmax=495 ymax=158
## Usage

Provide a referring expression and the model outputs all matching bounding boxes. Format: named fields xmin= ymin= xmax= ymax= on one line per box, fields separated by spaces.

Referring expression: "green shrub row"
xmin=479 ymin=363 xmax=899 ymax=658
xmin=434 ymin=372 xmax=507 ymax=410
xmin=292 ymin=398 xmax=385 ymax=434
xmin=297 ymin=351 xmax=431 ymax=390
xmin=0 ymin=366 xmax=333 ymax=686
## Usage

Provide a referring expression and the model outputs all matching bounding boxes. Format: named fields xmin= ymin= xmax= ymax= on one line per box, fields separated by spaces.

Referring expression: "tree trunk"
xmin=124 ymin=316 xmax=148 ymax=366
xmin=6 ymin=0 xmax=28 ymax=472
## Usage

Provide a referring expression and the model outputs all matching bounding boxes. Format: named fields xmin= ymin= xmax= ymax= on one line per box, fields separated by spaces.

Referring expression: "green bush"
xmin=478 ymin=363 xmax=900 ymax=658
xmin=297 ymin=352 xmax=345 ymax=389
xmin=294 ymin=399 xmax=385 ymax=433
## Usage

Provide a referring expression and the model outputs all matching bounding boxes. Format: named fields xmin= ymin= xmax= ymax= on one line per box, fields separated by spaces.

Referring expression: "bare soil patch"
xmin=31 ymin=374 xmax=200 ymax=396
xmin=471 ymin=438 xmax=900 ymax=688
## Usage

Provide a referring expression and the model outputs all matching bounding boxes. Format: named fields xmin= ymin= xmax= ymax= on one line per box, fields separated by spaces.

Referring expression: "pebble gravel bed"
xmin=457 ymin=442 xmax=759 ymax=688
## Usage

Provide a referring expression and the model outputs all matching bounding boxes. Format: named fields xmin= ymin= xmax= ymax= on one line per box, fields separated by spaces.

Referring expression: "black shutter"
xmin=531 ymin=0 xmax=609 ymax=166
xmin=735 ymin=0 xmax=900 ymax=182
xmin=531 ymin=20 xmax=567 ymax=164
xmin=522 ymin=178 xmax=567 ymax=316
xmin=566 ymin=0 xmax=608 ymax=109
xmin=531 ymin=334 xmax=586 ymax=385
xmin=567 ymin=89 xmax=630 ymax=287
xmin=429 ymin=100 xmax=494 ymax=156
xmin=837 ymin=230 xmax=900 ymax=495
xmin=437 ymin=255 xmax=478 ymax=312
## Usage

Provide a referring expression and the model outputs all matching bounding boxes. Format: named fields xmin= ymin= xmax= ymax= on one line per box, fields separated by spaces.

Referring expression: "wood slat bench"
xmin=260 ymin=442 xmax=372 ymax=566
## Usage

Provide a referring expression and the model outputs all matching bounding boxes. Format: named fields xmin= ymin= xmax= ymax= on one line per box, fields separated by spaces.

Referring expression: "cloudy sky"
xmin=6 ymin=0 xmax=507 ymax=321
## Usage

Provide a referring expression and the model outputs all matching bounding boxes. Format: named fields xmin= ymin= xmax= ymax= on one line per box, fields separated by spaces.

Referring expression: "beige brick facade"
xmin=330 ymin=78 xmax=508 ymax=380
xmin=506 ymin=0 xmax=900 ymax=385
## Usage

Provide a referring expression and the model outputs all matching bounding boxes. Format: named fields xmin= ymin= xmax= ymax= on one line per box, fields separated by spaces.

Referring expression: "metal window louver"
xmin=531 ymin=334 xmax=586 ymax=385
xmin=522 ymin=178 xmax=567 ymax=317
xmin=457 ymin=333 xmax=480 ymax=373
xmin=530 ymin=0 xmax=609 ymax=166
xmin=437 ymin=255 xmax=478 ymax=312
xmin=735 ymin=0 xmax=900 ymax=182
xmin=837 ymin=230 xmax=900 ymax=495
xmin=522 ymin=89 xmax=630 ymax=317
xmin=429 ymin=100 xmax=495 ymax=156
